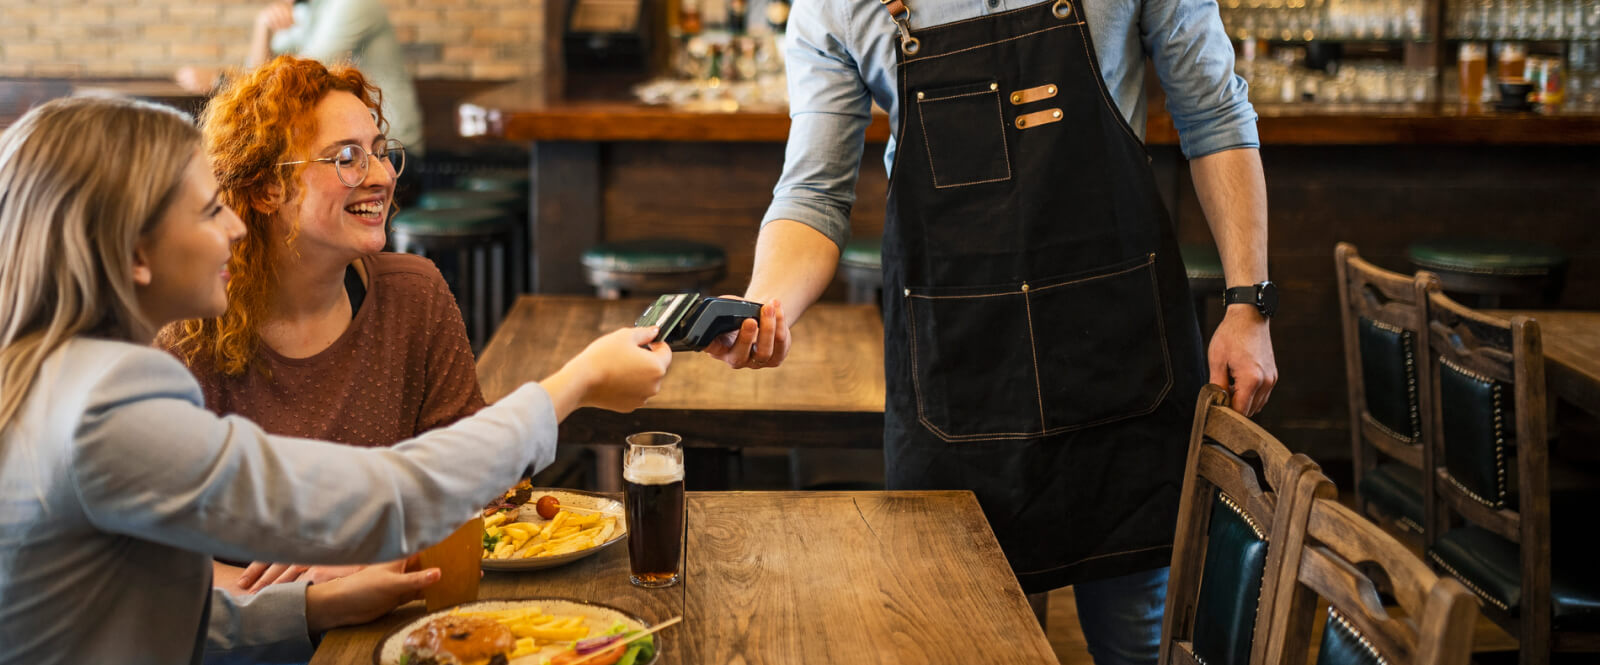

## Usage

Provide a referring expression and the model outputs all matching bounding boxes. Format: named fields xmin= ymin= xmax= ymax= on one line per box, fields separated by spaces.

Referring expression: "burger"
xmin=401 ymin=615 xmax=515 ymax=665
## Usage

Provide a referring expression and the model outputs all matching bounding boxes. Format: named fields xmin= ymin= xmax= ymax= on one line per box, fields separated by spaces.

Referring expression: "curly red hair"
xmin=162 ymin=55 xmax=388 ymax=376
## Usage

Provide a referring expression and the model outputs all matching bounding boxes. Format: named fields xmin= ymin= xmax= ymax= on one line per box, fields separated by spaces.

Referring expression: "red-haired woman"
xmin=162 ymin=56 xmax=486 ymax=592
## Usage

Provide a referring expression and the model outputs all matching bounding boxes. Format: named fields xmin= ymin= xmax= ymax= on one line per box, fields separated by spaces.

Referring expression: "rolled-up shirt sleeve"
xmin=760 ymin=0 xmax=875 ymax=251
xmin=1141 ymin=0 xmax=1259 ymax=158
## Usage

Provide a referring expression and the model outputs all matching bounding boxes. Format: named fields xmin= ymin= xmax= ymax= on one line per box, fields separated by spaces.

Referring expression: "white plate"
xmin=481 ymin=488 xmax=627 ymax=572
xmin=373 ymin=598 xmax=659 ymax=665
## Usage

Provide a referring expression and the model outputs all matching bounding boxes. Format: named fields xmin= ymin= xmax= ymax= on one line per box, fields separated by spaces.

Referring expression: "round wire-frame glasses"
xmin=277 ymin=139 xmax=406 ymax=188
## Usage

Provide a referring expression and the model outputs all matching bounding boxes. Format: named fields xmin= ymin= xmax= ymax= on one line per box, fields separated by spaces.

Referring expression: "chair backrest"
xmin=1266 ymin=470 xmax=1479 ymax=665
xmin=1418 ymin=282 xmax=1550 ymax=629
xmin=1160 ymin=384 xmax=1321 ymax=665
xmin=1335 ymin=243 xmax=1436 ymax=493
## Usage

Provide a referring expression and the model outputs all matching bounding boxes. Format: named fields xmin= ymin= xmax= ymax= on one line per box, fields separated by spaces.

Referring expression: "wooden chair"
xmin=1263 ymin=467 xmax=1479 ymax=665
xmin=1335 ymin=242 xmax=1438 ymax=535
xmin=1159 ymin=384 xmax=1322 ymax=665
xmin=1418 ymin=285 xmax=1600 ymax=665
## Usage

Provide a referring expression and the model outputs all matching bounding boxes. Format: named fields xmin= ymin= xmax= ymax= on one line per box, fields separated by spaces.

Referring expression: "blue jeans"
xmin=1073 ymin=567 xmax=1170 ymax=665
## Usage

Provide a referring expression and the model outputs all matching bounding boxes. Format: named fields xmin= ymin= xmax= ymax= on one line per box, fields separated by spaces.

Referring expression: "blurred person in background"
xmin=176 ymin=0 xmax=425 ymax=204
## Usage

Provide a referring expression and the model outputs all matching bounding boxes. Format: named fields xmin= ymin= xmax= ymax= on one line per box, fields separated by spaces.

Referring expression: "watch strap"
xmin=1223 ymin=285 xmax=1257 ymax=307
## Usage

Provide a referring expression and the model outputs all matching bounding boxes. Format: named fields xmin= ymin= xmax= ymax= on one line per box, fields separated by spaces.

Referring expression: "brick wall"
xmin=0 ymin=0 xmax=545 ymax=80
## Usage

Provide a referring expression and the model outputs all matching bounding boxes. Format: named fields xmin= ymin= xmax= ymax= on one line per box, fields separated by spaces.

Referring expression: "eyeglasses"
xmin=277 ymin=139 xmax=406 ymax=188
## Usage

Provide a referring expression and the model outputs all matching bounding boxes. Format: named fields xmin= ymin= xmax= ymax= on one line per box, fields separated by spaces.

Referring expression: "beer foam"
xmin=624 ymin=451 xmax=684 ymax=485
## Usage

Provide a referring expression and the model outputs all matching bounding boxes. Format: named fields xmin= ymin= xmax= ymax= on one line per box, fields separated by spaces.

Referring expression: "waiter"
xmin=709 ymin=0 xmax=1276 ymax=660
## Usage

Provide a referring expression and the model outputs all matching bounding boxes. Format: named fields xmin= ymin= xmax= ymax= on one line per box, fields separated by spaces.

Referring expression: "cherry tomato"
xmin=535 ymin=495 xmax=561 ymax=520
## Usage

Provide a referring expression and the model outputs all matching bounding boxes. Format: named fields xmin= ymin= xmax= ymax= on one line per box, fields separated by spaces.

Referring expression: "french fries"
xmin=482 ymin=508 xmax=619 ymax=561
xmin=448 ymin=606 xmax=592 ymax=652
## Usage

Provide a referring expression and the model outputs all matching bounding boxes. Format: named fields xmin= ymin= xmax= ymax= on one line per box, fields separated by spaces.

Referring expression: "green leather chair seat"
xmin=581 ymin=238 xmax=727 ymax=274
xmin=417 ymin=188 xmax=523 ymax=214
xmin=1407 ymin=237 xmax=1569 ymax=277
xmin=1181 ymin=243 xmax=1225 ymax=281
xmin=1357 ymin=463 xmax=1424 ymax=533
xmin=458 ymin=168 xmax=530 ymax=195
xmin=840 ymin=236 xmax=883 ymax=270
xmin=1430 ymin=499 xmax=1600 ymax=630
xmin=391 ymin=207 xmax=511 ymax=236
xmin=1315 ymin=609 xmax=1386 ymax=665
xmin=1192 ymin=492 xmax=1270 ymax=665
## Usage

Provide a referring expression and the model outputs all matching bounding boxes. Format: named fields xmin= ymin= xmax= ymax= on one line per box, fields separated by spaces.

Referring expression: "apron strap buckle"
xmin=878 ymin=0 xmax=922 ymax=55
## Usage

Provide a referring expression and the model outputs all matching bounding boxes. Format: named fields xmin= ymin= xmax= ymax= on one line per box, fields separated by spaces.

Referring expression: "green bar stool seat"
xmin=391 ymin=207 xmax=518 ymax=350
xmin=458 ymin=168 xmax=530 ymax=196
xmin=1407 ymin=237 xmax=1568 ymax=308
xmin=838 ymin=235 xmax=884 ymax=305
xmin=1182 ymin=242 xmax=1226 ymax=331
xmin=580 ymin=238 xmax=727 ymax=299
xmin=418 ymin=188 xmax=523 ymax=214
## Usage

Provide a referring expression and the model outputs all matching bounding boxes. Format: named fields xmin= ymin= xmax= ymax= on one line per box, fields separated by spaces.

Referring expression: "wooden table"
xmin=309 ymin=490 xmax=1057 ymax=664
xmin=1493 ymin=310 xmax=1600 ymax=419
xmin=478 ymin=295 xmax=886 ymax=449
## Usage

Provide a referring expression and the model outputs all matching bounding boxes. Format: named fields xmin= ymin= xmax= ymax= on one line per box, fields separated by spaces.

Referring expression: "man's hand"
xmin=705 ymin=299 xmax=791 ymax=369
xmin=1207 ymin=305 xmax=1277 ymax=416
xmin=255 ymin=1 xmax=295 ymax=33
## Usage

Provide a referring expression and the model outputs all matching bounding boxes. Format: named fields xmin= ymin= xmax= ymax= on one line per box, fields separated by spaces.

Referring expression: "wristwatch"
xmin=1223 ymin=281 xmax=1278 ymax=319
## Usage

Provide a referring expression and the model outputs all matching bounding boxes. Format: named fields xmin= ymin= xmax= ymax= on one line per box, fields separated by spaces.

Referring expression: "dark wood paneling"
xmin=1160 ymin=144 xmax=1600 ymax=462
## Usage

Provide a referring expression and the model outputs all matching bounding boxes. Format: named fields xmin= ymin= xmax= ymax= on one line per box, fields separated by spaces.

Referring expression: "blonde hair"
xmin=0 ymin=96 xmax=201 ymax=433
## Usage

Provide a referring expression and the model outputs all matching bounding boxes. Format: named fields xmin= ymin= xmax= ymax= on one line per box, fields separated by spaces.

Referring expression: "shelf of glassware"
xmin=1443 ymin=0 xmax=1600 ymax=40
xmin=1219 ymin=0 xmax=1432 ymax=42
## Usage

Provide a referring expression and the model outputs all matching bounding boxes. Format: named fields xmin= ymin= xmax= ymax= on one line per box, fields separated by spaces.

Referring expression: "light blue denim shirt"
xmin=762 ymin=0 xmax=1258 ymax=248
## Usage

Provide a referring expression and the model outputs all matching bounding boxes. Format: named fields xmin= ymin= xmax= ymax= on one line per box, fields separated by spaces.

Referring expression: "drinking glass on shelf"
xmin=1459 ymin=41 xmax=1488 ymax=105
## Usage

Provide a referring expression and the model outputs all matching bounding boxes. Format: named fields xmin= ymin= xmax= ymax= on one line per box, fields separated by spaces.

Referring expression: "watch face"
xmin=1258 ymin=281 xmax=1278 ymax=318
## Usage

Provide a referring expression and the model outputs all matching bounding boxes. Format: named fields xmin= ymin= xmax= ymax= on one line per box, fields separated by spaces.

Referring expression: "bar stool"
xmin=1407 ymin=236 xmax=1568 ymax=308
xmin=580 ymin=238 xmax=727 ymax=299
xmin=1181 ymin=243 xmax=1226 ymax=332
xmin=454 ymin=171 xmax=531 ymax=293
xmin=418 ymin=188 xmax=526 ymax=299
xmin=390 ymin=207 xmax=517 ymax=351
xmin=458 ymin=168 xmax=530 ymax=197
xmin=838 ymin=235 xmax=884 ymax=305
xmin=791 ymin=235 xmax=887 ymax=492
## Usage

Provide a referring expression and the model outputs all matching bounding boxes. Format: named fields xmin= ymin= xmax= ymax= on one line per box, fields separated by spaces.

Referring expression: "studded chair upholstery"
xmin=1419 ymin=286 xmax=1600 ymax=665
xmin=1159 ymin=385 xmax=1322 ymax=665
xmin=1335 ymin=243 xmax=1437 ymax=535
xmin=1262 ymin=467 xmax=1478 ymax=665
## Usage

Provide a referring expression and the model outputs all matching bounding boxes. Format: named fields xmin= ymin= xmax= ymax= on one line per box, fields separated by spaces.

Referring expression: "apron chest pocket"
xmin=915 ymin=80 xmax=1012 ymax=189
xmin=904 ymin=254 xmax=1173 ymax=442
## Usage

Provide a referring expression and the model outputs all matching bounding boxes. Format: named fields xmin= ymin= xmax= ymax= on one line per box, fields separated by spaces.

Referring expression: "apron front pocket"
xmin=904 ymin=254 xmax=1172 ymax=442
xmin=915 ymin=79 xmax=1012 ymax=189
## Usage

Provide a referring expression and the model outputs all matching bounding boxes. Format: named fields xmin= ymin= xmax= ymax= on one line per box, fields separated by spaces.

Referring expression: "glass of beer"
xmin=623 ymin=432 xmax=685 ymax=588
xmin=416 ymin=516 xmax=483 ymax=611
xmin=1459 ymin=41 xmax=1487 ymax=105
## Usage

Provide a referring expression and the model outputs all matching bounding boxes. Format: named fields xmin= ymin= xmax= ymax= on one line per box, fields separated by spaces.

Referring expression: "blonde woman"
xmin=0 ymin=97 xmax=670 ymax=664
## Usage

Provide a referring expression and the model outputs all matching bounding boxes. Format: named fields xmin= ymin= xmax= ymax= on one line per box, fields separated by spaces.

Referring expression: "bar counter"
xmin=459 ymin=79 xmax=1600 ymax=145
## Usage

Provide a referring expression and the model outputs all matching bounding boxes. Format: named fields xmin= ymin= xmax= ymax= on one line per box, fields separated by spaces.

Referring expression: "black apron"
xmin=878 ymin=0 xmax=1207 ymax=594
